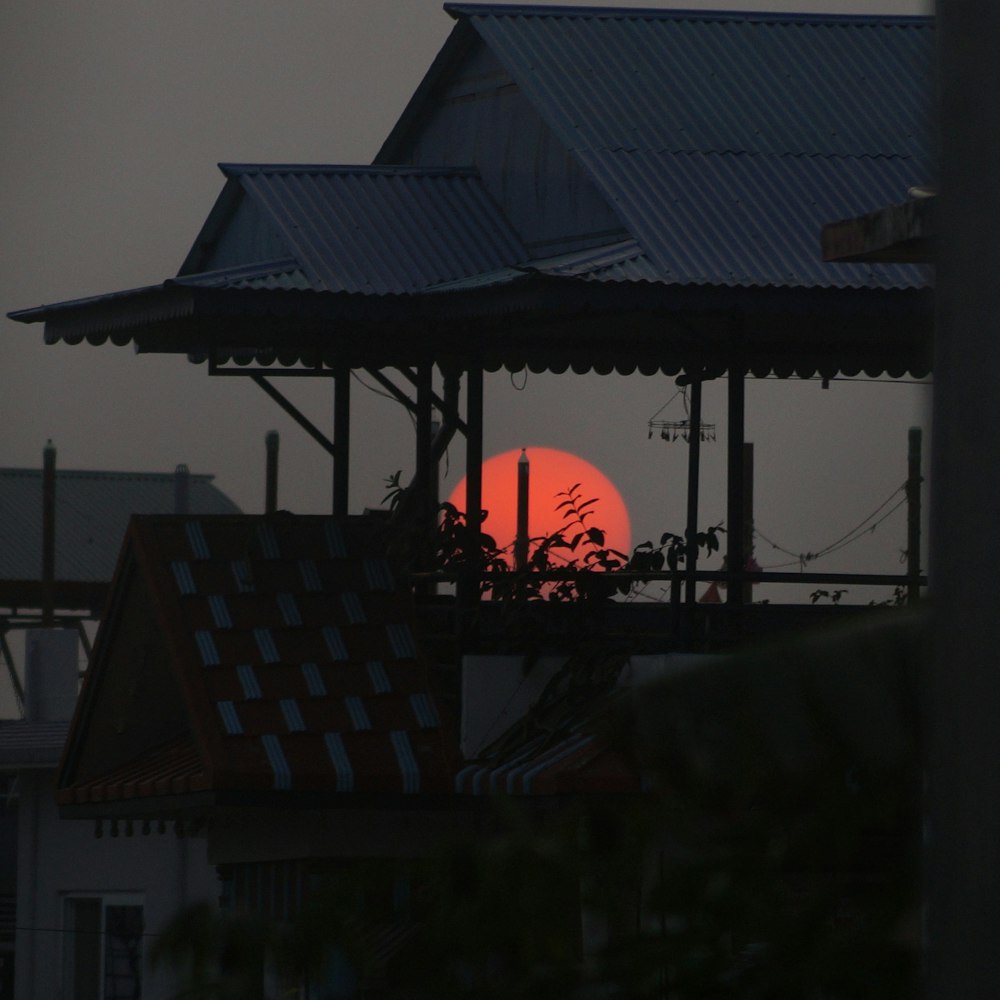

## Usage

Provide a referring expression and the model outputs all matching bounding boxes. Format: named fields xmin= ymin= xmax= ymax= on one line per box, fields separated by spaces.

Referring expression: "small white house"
xmin=4 ymin=630 xmax=219 ymax=999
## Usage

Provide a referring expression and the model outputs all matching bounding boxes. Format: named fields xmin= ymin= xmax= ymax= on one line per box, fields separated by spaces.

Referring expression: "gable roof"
xmin=57 ymin=515 xmax=457 ymax=816
xmin=8 ymin=4 xmax=934 ymax=378
xmin=179 ymin=165 xmax=528 ymax=295
xmin=381 ymin=3 xmax=933 ymax=291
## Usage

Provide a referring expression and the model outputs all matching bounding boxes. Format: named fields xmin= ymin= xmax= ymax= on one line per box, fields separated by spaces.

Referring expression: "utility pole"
xmin=928 ymin=3 xmax=1000 ymax=996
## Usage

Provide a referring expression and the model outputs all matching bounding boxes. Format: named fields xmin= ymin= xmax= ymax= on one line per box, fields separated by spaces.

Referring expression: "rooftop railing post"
xmin=726 ymin=357 xmax=746 ymax=607
xmin=173 ymin=463 xmax=190 ymax=515
xmin=41 ymin=440 xmax=56 ymax=628
xmin=332 ymin=364 xmax=350 ymax=517
xmin=684 ymin=378 xmax=702 ymax=606
xmin=460 ymin=366 xmax=484 ymax=620
xmin=906 ymin=426 xmax=922 ymax=606
xmin=265 ymin=430 xmax=279 ymax=515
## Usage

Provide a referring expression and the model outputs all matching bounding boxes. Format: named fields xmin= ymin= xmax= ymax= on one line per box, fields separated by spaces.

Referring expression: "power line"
xmin=754 ymin=484 xmax=909 ymax=570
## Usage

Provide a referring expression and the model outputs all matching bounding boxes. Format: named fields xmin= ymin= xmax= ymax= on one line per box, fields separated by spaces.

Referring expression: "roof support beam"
xmin=684 ymin=377 xmax=703 ymax=606
xmin=0 ymin=629 xmax=25 ymax=715
xmin=726 ymin=353 xmax=747 ymax=605
xmin=333 ymin=364 xmax=351 ymax=517
xmin=397 ymin=366 xmax=469 ymax=436
xmin=431 ymin=371 xmax=461 ymax=464
xmin=460 ymin=365 xmax=484 ymax=616
xmin=250 ymin=375 xmax=336 ymax=458
xmin=362 ymin=368 xmax=468 ymax=436
xmin=414 ymin=363 xmax=434 ymax=553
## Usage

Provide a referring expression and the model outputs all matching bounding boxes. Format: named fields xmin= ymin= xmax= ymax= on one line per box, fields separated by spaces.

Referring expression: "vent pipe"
xmin=265 ymin=430 xmax=280 ymax=514
xmin=174 ymin=464 xmax=190 ymax=514
xmin=41 ymin=441 xmax=56 ymax=627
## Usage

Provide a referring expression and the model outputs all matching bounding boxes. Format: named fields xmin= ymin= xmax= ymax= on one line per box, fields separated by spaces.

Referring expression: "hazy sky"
xmin=1 ymin=0 xmax=932 ymax=605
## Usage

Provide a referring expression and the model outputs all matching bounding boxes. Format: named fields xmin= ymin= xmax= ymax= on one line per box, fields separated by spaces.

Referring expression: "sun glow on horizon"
xmin=446 ymin=446 xmax=632 ymax=562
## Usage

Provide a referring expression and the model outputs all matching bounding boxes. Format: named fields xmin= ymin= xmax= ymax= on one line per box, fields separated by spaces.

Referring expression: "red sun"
xmin=446 ymin=447 xmax=631 ymax=563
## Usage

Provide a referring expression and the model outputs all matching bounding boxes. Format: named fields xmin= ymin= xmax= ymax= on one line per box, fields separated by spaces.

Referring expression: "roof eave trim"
xmin=39 ymin=285 xmax=197 ymax=346
xmin=442 ymin=3 xmax=932 ymax=26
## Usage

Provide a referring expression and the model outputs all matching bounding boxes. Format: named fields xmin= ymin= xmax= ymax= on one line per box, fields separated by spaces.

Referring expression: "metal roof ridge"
xmin=637 ymin=149 xmax=923 ymax=161
xmin=168 ymin=257 xmax=301 ymax=285
xmin=0 ymin=468 xmax=218 ymax=482
xmin=444 ymin=3 xmax=931 ymax=26
xmin=218 ymin=163 xmax=482 ymax=178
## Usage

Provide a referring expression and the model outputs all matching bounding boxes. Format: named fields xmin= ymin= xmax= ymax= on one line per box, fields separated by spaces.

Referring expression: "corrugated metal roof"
xmin=0 ymin=468 xmax=240 ymax=585
xmin=58 ymin=515 xmax=457 ymax=807
xmin=172 ymin=258 xmax=314 ymax=292
xmin=449 ymin=6 xmax=929 ymax=157
xmin=455 ymin=645 xmax=641 ymax=795
xmin=193 ymin=165 xmax=529 ymax=296
xmin=8 ymin=4 xmax=934 ymax=373
xmin=425 ymin=237 xmax=654 ymax=290
xmin=0 ymin=721 xmax=69 ymax=768
xmin=438 ymin=4 xmax=933 ymax=290
xmin=574 ymin=148 xmax=930 ymax=289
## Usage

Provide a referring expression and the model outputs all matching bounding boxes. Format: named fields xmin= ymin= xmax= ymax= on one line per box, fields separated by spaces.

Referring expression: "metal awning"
xmin=10 ymin=276 xmax=932 ymax=379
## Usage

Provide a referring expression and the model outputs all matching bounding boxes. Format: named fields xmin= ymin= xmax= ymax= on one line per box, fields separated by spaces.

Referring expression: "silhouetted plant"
xmin=811 ymin=588 xmax=848 ymax=605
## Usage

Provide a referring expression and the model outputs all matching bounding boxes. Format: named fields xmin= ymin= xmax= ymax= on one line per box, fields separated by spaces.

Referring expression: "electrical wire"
xmin=351 ymin=370 xmax=416 ymax=429
xmin=754 ymin=484 xmax=908 ymax=570
xmin=647 ymin=388 xmax=685 ymax=423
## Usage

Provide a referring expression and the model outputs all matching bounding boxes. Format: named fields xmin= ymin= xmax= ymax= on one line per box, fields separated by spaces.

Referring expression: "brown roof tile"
xmin=60 ymin=515 xmax=457 ymax=809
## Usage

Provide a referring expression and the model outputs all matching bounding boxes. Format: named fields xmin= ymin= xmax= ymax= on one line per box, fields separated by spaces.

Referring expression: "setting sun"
xmin=446 ymin=447 xmax=631 ymax=563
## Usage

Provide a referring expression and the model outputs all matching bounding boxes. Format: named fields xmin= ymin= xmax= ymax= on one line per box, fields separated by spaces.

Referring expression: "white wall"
xmin=14 ymin=770 xmax=218 ymax=1000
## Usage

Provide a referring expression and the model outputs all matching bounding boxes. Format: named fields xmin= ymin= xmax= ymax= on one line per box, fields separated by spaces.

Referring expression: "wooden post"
xmin=461 ymin=366 xmax=484 ymax=612
xmin=332 ymin=365 xmax=350 ymax=517
xmin=684 ymin=379 xmax=702 ymax=605
xmin=906 ymin=427 xmax=921 ymax=606
xmin=415 ymin=364 xmax=433 ymax=510
xmin=742 ymin=443 xmax=754 ymax=604
xmin=265 ymin=430 xmax=279 ymax=514
xmin=415 ymin=364 xmax=434 ymax=578
xmin=726 ymin=364 xmax=745 ymax=605
xmin=173 ymin=463 xmax=190 ymax=515
xmin=41 ymin=440 xmax=56 ymax=628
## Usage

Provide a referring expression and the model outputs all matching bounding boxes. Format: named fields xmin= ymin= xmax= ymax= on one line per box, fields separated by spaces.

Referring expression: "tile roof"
xmin=58 ymin=515 xmax=457 ymax=810
xmin=0 ymin=467 xmax=240 ymax=586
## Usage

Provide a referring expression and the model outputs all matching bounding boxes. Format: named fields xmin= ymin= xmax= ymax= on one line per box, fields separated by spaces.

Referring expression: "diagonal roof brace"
xmin=249 ymin=375 xmax=336 ymax=458
xmin=364 ymin=367 xmax=468 ymax=437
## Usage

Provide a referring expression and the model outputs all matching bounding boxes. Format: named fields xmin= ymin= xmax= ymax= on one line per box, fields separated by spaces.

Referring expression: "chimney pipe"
xmin=265 ymin=431 xmax=279 ymax=514
xmin=174 ymin=464 xmax=190 ymax=514
xmin=42 ymin=440 xmax=56 ymax=627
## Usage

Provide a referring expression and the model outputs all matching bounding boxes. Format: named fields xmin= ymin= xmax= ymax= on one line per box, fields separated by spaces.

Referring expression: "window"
xmin=63 ymin=895 xmax=143 ymax=1000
